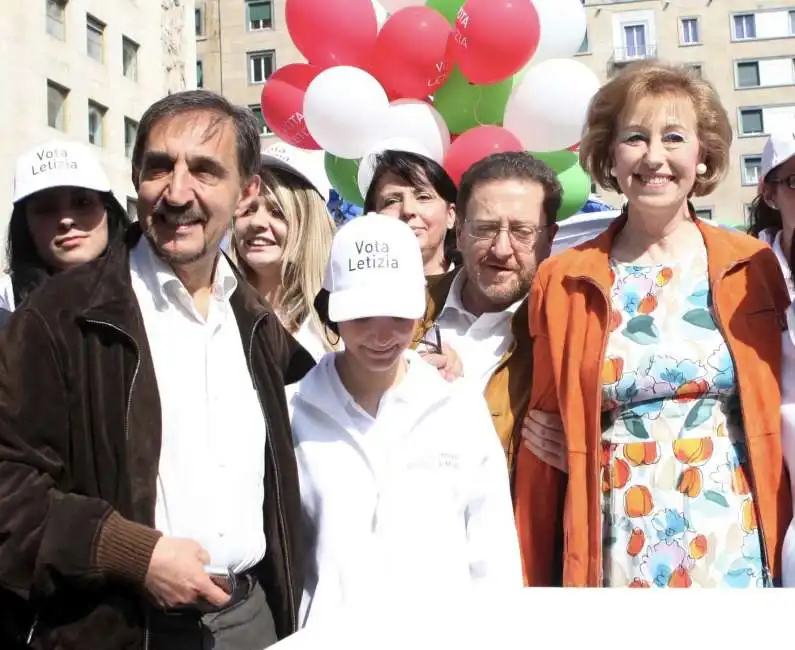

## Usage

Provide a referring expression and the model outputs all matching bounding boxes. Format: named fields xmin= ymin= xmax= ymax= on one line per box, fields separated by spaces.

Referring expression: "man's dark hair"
xmin=456 ymin=152 xmax=563 ymax=227
xmin=131 ymin=89 xmax=261 ymax=182
xmin=363 ymin=150 xmax=460 ymax=269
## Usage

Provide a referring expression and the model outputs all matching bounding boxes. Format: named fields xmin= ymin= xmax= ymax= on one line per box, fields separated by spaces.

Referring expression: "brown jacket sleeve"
xmin=0 ymin=309 xmax=158 ymax=599
xmin=513 ymin=269 xmax=567 ymax=586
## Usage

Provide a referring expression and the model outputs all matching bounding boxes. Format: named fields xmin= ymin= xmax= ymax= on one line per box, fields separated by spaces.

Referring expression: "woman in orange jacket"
xmin=513 ymin=60 xmax=792 ymax=588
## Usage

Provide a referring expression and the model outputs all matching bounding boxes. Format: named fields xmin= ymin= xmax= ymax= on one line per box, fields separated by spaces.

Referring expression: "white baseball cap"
xmin=324 ymin=213 xmax=426 ymax=323
xmin=12 ymin=140 xmax=112 ymax=204
xmin=260 ymin=141 xmax=332 ymax=202
xmin=761 ymin=129 xmax=795 ymax=180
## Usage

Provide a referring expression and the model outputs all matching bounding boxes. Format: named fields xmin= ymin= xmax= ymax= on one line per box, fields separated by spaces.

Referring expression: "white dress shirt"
xmin=435 ymin=272 xmax=521 ymax=393
xmin=130 ymin=237 xmax=267 ymax=573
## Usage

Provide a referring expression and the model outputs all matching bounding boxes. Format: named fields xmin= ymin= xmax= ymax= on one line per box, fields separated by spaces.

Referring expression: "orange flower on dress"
xmin=637 ymin=294 xmax=658 ymax=314
xmin=624 ymin=442 xmax=659 ymax=467
xmin=741 ymin=499 xmax=758 ymax=533
xmin=676 ymin=467 xmax=703 ymax=498
xmin=673 ymin=438 xmax=713 ymax=466
xmin=674 ymin=379 xmax=710 ymax=402
xmin=656 ymin=267 xmax=673 ymax=286
xmin=627 ymin=528 xmax=645 ymax=556
xmin=629 ymin=578 xmax=650 ymax=588
xmin=624 ymin=485 xmax=654 ymax=517
xmin=689 ymin=534 xmax=708 ymax=560
xmin=668 ymin=566 xmax=693 ymax=587
xmin=608 ymin=309 xmax=623 ymax=333
xmin=731 ymin=465 xmax=752 ymax=496
xmin=602 ymin=357 xmax=624 ymax=385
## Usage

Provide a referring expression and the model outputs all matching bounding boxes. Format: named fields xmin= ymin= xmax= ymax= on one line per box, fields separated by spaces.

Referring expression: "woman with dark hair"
xmin=362 ymin=149 xmax=460 ymax=279
xmin=0 ymin=140 xmax=130 ymax=311
xmin=747 ymin=129 xmax=795 ymax=586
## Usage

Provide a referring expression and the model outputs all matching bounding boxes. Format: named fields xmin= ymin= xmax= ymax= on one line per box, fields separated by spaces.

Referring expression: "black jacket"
xmin=0 ymin=225 xmax=314 ymax=649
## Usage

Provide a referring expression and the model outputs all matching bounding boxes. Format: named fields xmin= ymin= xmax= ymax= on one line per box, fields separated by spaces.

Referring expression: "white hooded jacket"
xmin=289 ymin=350 xmax=523 ymax=629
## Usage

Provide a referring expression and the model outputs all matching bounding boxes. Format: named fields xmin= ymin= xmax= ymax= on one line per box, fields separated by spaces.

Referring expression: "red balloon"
xmin=260 ymin=64 xmax=322 ymax=150
xmin=373 ymin=7 xmax=455 ymax=100
xmin=286 ymin=0 xmax=378 ymax=68
xmin=443 ymin=126 xmax=524 ymax=185
xmin=454 ymin=0 xmax=540 ymax=84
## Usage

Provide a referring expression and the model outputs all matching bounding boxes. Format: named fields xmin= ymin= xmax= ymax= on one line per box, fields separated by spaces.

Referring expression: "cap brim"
xmin=328 ymin=286 xmax=426 ymax=323
xmin=260 ymin=154 xmax=328 ymax=201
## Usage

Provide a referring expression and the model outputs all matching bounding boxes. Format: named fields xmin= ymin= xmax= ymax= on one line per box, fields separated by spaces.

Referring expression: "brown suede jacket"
xmin=412 ymin=270 xmax=533 ymax=481
xmin=0 ymin=225 xmax=314 ymax=649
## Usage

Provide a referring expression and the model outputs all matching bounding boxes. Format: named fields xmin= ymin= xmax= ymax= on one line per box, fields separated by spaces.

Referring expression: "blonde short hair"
xmin=579 ymin=60 xmax=732 ymax=197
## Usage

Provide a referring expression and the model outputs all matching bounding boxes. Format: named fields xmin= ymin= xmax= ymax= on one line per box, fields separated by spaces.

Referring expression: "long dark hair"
xmin=5 ymin=192 xmax=130 ymax=307
xmin=363 ymin=150 xmax=460 ymax=272
xmin=747 ymin=173 xmax=794 ymax=274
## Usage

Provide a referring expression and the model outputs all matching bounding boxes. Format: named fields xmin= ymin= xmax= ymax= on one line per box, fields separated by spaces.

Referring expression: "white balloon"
xmin=381 ymin=100 xmax=451 ymax=163
xmin=503 ymin=58 xmax=600 ymax=152
xmin=303 ymin=66 xmax=390 ymax=160
xmin=378 ymin=0 xmax=425 ymax=12
xmin=357 ymin=137 xmax=434 ymax=197
xmin=530 ymin=0 xmax=587 ymax=64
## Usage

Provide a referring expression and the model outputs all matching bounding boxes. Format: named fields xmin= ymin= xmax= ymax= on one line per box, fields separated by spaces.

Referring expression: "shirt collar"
xmin=130 ymin=236 xmax=238 ymax=311
xmin=438 ymin=270 xmax=523 ymax=322
xmin=769 ymin=229 xmax=794 ymax=297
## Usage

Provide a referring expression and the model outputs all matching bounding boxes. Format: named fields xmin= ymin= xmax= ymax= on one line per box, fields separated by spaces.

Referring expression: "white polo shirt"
xmin=435 ymin=272 xmax=522 ymax=393
xmin=130 ymin=236 xmax=267 ymax=573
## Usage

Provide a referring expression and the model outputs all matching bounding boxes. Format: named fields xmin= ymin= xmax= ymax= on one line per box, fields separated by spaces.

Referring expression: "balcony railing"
xmin=609 ymin=44 xmax=658 ymax=64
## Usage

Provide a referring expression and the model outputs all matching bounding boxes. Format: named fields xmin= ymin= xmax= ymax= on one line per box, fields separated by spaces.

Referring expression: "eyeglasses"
xmin=767 ymin=174 xmax=795 ymax=190
xmin=466 ymin=221 xmax=549 ymax=248
xmin=416 ymin=323 xmax=442 ymax=355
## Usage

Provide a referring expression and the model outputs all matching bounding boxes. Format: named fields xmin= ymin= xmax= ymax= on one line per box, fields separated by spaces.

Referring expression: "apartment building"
xmin=577 ymin=0 xmax=795 ymax=225
xmin=195 ymin=0 xmax=301 ymax=144
xmin=0 ymin=0 xmax=197 ymax=264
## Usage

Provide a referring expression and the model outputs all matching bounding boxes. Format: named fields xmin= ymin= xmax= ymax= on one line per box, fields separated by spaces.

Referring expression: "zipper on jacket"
xmin=83 ymin=319 xmax=141 ymax=442
xmin=25 ymin=612 xmax=39 ymax=645
xmin=142 ymin=606 xmax=151 ymax=650
xmin=572 ymin=274 xmax=611 ymax=588
xmin=711 ymin=266 xmax=773 ymax=585
xmin=246 ymin=313 xmax=298 ymax=633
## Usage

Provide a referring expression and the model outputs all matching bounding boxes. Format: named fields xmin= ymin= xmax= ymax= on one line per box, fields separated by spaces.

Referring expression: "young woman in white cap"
xmin=0 ymin=140 xmax=130 ymax=311
xmin=748 ymin=129 xmax=795 ymax=586
xmin=289 ymin=213 xmax=522 ymax=628
xmin=231 ymin=141 xmax=337 ymax=360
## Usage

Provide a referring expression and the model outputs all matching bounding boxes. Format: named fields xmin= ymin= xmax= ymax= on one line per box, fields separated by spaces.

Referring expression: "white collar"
xmin=760 ymin=228 xmax=794 ymax=298
xmin=130 ymin=236 xmax=238 ymax=311
xmin=439 ymin=271 xmax=522 ymax=322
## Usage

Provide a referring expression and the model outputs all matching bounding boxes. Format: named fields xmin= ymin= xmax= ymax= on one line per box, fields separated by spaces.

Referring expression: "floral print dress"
xmin=600 ymin=247 xmax=768 ymax=588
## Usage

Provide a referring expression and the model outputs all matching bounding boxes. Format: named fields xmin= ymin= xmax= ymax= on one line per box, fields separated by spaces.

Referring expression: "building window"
xmin=122 ymin=37 xmax=139 ymax=81
xmin=47 ymin=80 xmax=68 ymax=131
xmin=791 ymin=10 xmax=795 ymax=36
xmin=739 ymin=108 xmax=764 ymax=136
xmin=694 ymin=208 xmax=713 ymax=220
xmin=733 ymin=14 xmax=756 ymax=40
xmin=248 ymin=50 xmax=274 ymax=84
xmin=124 ymin=118 xmax=138 ymax=158
xmin=623 ymin=24 xmax=647 ymax=58
xmin=195 ymin=4 xmax=205 ymax=37
xmin=46 ymin=0 xmax=66 ymax=40
xmin=88 ymin=100 xmax=106 ymax=146
xmin=680 ymin=18 xmax=700 ymax=45
xmin=741 ymin=155 xmax=762 ymax=186
xmin=736 ymin=61 xmax=760 ymax=88
xmin=196 ymin=60 xmax=204 ymax=88
xmin=689 ymin=64 xmax=703 ymax=78
xmin=86 ymin=15 xmax=105 ymax=62
xmin=249 ymin=105 xmax=271 ymax=135
xmin=247 ymin=0 xmax=273 ymax=31
xmin=577 ymin=30 xmax=589 ymax=54
xmin=126 ymin=197 xmax=138 ymax=221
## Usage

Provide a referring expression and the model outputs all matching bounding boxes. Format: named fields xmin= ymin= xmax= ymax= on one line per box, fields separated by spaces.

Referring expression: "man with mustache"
xmin=413 ymin=152 xmax=561 ymax=478
xmin=0 ymin=91 xmax=314 ymax=649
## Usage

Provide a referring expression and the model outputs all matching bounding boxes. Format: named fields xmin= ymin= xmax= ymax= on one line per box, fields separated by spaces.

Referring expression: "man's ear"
xmin=235 ymin=174 xmax=261 ymax=219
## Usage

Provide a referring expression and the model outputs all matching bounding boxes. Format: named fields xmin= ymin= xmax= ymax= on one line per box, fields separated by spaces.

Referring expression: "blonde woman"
xmin=232 ymin=146 xmax=337 ymax=360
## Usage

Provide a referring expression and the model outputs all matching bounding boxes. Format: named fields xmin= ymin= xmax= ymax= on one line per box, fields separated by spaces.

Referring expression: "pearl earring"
xmin=610 ymin=167 xmax=617 ymax=177
xmin=696 ymin=163 xmax=707 ymax=175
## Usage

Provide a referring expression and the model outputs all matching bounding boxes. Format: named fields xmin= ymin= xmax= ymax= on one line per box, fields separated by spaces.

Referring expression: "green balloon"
xmin=324 ymin=153 xmax=363 ymax=207
xmin=426 ymin=0 xmax=466 ymax=25
xmin=531 ymin=151 xmax=591 ymax=221
xmin=433 ymin=67 xmax=515 ymax=135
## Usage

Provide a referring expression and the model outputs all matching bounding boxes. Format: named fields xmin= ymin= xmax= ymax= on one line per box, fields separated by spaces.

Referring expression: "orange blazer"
xmin=514 ymin=215 xmax=793 ymax=586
